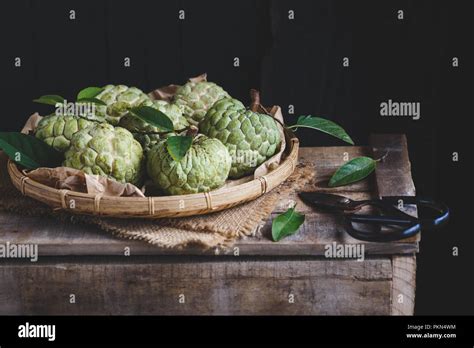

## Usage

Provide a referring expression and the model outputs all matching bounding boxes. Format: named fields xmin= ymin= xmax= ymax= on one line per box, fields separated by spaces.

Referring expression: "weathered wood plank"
xmin=298 ymin=146 xmax=372 ymax=168
xmin=370 ymin=134 xmax=416 ymax=197
xmin=391 ymin=255 xmax=416 ymax=315
xmin=274 ymin=191 xmax=374 ymax=213
xmin=0 ymin=136 xmax=417 ymax=316
xmin=370 ymin=134 xmax=419 ymax=242
xmin=310 ymin=166 xmax=374 ymax=192
xmin=0 ymin=136 xmax=419 ymax=256
xmin=0 ymin=258 xmax=392 ymax=315
xmin=245 ymin=215 xmax=419 ymax=255
xmin=0 ymin=210 xmax=419 ymax=256
xmin=369 ymin=135 xmax=417 ymax=314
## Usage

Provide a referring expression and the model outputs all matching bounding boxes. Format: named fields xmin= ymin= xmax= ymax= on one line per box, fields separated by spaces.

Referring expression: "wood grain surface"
xmin=391 ymin=255 xmax=417 ymax=315
xmin=0 ymin=135 xmax=419 ymax=256
xmin=0 ymin=134 xmax=418 ymax=315
xmin=0 ymin=257 xmax=392 ymax=315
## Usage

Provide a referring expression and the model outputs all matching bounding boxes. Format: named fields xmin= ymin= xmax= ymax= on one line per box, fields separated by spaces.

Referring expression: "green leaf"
xmin=76 ymin=97 xmax=107 ymax=106
xmin=290 ymin=116 xmax=354 ymax=145
xmin=272 ymin=207 xmax=305 ymax=242
xmin=130 ymin=106 xmax=174 ymax=132
xmin=77 ymin=87 xmax=103 ymax=100
xmin=33 ymin=95 xmax=65 ymax=106
xmin=328 ymin=156 xmax=376 ymax=187
xmin=166 ymin=136 xmax=193 ymax=162
xmin=0 ymin=132 xmax=63 ymax=170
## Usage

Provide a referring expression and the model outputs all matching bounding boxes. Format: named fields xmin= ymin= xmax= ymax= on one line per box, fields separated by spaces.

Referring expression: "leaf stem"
xmin=133 ymin=126 xmax=190 ymax=136
xmin=374 ymin=150 xmax=389 ymax=162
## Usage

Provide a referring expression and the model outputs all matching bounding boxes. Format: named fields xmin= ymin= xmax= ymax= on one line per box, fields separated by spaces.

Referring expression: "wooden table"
xmin=0 ymin=134 xmax=417 ymax=315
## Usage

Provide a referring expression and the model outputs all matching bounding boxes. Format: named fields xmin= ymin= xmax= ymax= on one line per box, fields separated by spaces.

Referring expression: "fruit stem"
xmin=186 ymin=125 xmax=199 ymax=137
xmin=249 ymin=89 xmax=287 ymax=130
xmin=250 ymin=89 xmax=261 ymax=112
xmin=249 ymin=89 xmax=272 ymax=115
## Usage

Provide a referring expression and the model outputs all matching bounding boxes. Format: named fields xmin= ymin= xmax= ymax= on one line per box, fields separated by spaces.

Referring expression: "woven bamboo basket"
xmin=7 ymin=129 xmax=299 ymax=218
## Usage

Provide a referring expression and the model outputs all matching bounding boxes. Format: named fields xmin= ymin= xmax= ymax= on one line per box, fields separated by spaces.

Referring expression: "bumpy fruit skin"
xmin=173 ymin=81 xmax=230 ymax=124
xmin=94 ymin=85 xmax=150 ymax=125
xmin=132 ymin=132 xmax=175 ymax=153
xmin=120 ymin=99 xmax=188 ymax=153
xmin=132 ymin=133 xmax=162 ymax=153
xmin=119 ymin=99 xmax=189 ymax=133
xmin=200 ymin=98 xmax=282 ymax=178
xmin=147 ymin=135 xmax=231 ymax=195
xmin=35 ymin=114 xmax=94 ymax=152
xmin=64 ymin=123 xmax=144 ymax=185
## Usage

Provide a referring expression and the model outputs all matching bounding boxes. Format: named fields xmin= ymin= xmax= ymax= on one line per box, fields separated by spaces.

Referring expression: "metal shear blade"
xmin=297 ymin=191 xmax=449 ymax=242
xmin=298 ymin=192 xmax=366 ymax=212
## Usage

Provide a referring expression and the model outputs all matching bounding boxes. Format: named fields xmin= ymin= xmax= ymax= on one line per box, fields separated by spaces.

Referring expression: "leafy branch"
xmin=0 ymin=132 xmax=63 ymax=169
xmin=34 ymin=86 xmax=107 ymax=107
xmin=288 ymin=116 xmax=354 ymax=145
xmin=250 ymin=90 xmax=354 ymax=145
xmin=129 ymin=106 xmax=174 ymax=133
xmin=130 ymin=106 xmax=196 ymax=161
xmin=32 ymin=95 xmax=65 ymax=106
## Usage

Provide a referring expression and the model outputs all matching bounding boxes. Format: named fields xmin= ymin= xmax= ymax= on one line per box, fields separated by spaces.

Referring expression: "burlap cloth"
xmin=0 ymin=152 xmax=315 ymax=249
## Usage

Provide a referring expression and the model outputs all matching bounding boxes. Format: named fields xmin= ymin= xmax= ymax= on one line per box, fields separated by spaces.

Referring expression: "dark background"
xmin=0 ymin=0 xmax=472 ymax=315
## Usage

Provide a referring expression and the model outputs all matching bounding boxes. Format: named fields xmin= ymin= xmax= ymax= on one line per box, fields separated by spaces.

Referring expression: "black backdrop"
xmin=0 ymin=0 xmax=472 ymax=315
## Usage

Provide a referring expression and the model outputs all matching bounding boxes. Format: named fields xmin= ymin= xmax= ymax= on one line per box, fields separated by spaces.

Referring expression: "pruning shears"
xmin=298 ymin=192 xmax=449 ymax=242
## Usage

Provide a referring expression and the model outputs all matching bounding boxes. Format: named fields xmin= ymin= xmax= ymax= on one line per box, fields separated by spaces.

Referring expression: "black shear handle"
xmin=345 ymin=220 xmax=422 ymax=242
xmin=344 ymin=196 xmax=449 ymax=242
xmin=379 ymin=196 xmax=450 ymax=228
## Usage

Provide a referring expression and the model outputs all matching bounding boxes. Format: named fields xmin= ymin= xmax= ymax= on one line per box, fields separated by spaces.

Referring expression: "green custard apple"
xmin=147 ymin=135 xmax=231 ymax=195
xmin=132 ymin=132 xmax=175 ymax=153
xmin=199 ymin=98 xmax=282 ymax=178
xmin=173 ymin=81 xmax=230 ymax=124
xmin=93 ymin=85 xmax=150 ymax=125
xmin=64 ymin=123 xmax=144 ymax=185
xmin=35 ymin=114 xmax=94 ymax=152
xmin=120 ymin=99 xmax=188 ymax=132
xmin=119 ymin=99 xmax=189 ymax=152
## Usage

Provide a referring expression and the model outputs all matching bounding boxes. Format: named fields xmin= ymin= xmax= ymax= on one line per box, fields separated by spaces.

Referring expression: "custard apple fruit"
xmin=147 ymin=135 xmax=231 ymax=195
xmin=35 ymin=114 xmax=94 ymax=152
xmin=64 ymin=123 xmax=145 ymax=185
xmin=173 ymin=81 xmax=230 ymax=124
xmin=93 ymin=85 xmax=150 ymax=125
xmin=119 ymin=99 xmax=189 ymax=133
xmin=200 ymin=98 xmax=282 ymax=178
xmin=132 ymin=132 xmax=175 ymax=153
xmin=120 ymin=99 xmax=188 ymax=152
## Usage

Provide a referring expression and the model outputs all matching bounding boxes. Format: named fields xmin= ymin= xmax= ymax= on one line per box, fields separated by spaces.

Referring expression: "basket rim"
xmin=7 ymin=129 xmax=299 ymax=204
